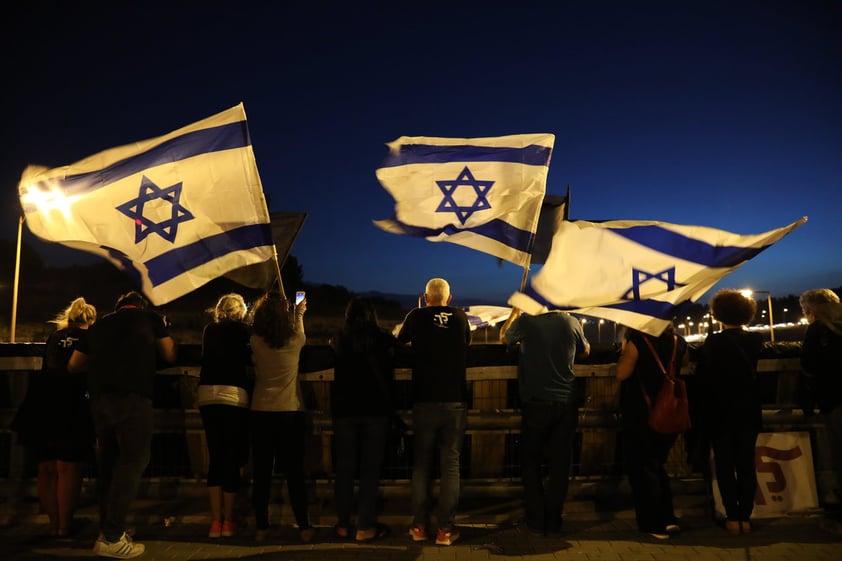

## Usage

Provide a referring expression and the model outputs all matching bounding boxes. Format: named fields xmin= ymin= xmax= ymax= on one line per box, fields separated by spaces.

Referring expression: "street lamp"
xmin=740 ymin=289 xmax=775 ymax=343
xmin=598 ymin=319 xmax=604 ymax=343
xmin=783 ymin=308 xmax=788 ymax=323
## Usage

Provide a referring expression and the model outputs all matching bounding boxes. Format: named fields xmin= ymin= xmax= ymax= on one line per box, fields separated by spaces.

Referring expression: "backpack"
xmin=639 ymin=334 xmax=691 ymax=434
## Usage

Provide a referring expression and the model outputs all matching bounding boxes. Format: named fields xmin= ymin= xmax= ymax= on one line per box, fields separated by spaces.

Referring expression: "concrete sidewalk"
xmin=1 ymin=495 xmax=840 ymax=561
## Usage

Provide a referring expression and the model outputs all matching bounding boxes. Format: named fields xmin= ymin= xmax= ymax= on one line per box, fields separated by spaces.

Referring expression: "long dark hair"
xmin=342 ymin=297 xmax=380 ymax=352
xmin=250 ymin=291 xmax=294 ymax=348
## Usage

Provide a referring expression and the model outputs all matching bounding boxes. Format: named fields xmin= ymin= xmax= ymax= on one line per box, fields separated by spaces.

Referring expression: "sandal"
xmin=355 ymin=523 xmax=390 ymax=542
xmin=724 ymin=520 xmax=741 ymax=534
xmin=335 ymin=524 xmax=351 ymax=539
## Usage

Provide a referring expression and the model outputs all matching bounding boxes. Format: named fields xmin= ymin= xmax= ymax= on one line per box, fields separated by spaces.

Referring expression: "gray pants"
xmin=90 ymin=394 xmax=153 ymax=542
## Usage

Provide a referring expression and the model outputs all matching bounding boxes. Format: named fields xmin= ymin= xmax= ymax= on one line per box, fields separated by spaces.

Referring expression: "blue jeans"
xmin=333 ymin=415 xmax=390 ymax=530
xmin=411 ymin=402 xmax=467 ymax=529
xmin=90 ymin=394 xmax=153 ymax=542
xmin=519 ymin=400 xmax=578 ymax=533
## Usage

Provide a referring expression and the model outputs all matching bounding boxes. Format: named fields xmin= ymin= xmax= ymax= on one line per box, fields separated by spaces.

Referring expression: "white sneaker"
xmin=93 ymin=532 xmax=145 ymax=558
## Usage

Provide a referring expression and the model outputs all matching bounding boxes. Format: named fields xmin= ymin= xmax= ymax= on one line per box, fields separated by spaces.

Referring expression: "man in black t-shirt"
xmin=70 ymin=291 xmax=176 ymax=558
xmin=397 ymin=278 xmax=470 ymax=546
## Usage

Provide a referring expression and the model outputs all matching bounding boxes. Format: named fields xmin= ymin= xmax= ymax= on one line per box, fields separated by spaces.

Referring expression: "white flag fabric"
xmin=374 ymin=134 xmax=555 ymax=266
xmin=509 ymin=217 xmax=808 ymax=336
xmin=18 ymin=104 xmax=274 ymax=305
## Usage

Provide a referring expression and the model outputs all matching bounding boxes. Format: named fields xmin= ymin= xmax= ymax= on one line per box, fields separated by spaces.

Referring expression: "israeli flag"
xmin=18 ymin=104 xmax=274 ymax=305
xmin=509 ymin=217 xmax=807 ymax=336
xmin=374 ymin=134 xmax=555 ymax=266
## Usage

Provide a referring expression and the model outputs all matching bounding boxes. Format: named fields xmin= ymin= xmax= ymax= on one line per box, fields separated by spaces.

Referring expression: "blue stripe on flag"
xmin=30 ymin=121 xmax=250 ymax=198
xmin=379 ymin=143 xmax=552 ymax=168
xmin=145 ymin=223 xmax=273 ymax=286
xmin=388 ymin=217 xmax=534 ymax=253
xmin=602 ymin=298 xmax=695 ymax=320
xmin=467 ymin=315 xmax=488 ymax=328
xmin=521 ymin=285 xmax=693 ymax=321
xmin=103 ymin=247 xmax=145 ymax=288
xmin=611 ymin=225 xmax=768 ymax=268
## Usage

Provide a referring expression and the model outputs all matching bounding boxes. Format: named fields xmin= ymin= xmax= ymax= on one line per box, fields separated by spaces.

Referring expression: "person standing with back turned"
xmin=499 ymin=306 xmax=590 ymax=536
xmin=696 ymin=289 xmax=764 ymax=534
xmin=799 ymin=288 xmax=842 ymax=534
xmin=69 ymin=291 xmax=177 ymax=559
xmin=197 ymin=293 xmax=253 ymax=539
xmin=397 ymin=278 xmax=470 ymax=546
xmin=615 ymin=325 xmax=687 ymax=541
xmin=12 ymin=297 xmax=97 ymax=538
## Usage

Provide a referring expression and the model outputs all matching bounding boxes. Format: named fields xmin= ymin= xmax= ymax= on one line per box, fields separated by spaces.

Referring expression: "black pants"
xmin=250 ymin=411 xmax=309 ymax=530
xmin=332 ymin=415 xmax=389 ymax=530
xmin=711 ymin=427 xmax=758 ymax=521
xmin=622 ymin=423 xmax=678 ymax=533
xmin=519 ymin=400 xmax=578 ymax=533
xmin=199 ymin=404 xmax=249 ymax=492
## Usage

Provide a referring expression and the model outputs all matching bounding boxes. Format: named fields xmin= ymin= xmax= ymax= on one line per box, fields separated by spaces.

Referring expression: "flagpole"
xmin=518 ymin=256 xmax=532 ymax=292
xmin=10 ymin=214 xmax=24 ymax=343
xmin=271 ymin=245 xmax=287 ymax=300
xmin=564 ymin=184 xmax=571 ymax=220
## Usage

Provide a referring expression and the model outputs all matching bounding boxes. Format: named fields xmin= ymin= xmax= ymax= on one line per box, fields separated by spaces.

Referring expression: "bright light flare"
xmin=20 ymin=182 xmax=81 ymax=220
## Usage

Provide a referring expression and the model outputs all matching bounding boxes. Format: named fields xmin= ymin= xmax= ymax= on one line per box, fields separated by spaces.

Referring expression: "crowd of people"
xmin=9 ymin=281 xmax=842 ymax=557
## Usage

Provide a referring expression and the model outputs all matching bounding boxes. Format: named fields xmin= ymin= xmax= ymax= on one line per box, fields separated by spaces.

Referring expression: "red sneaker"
xmin=208 ymin=520 xmax=223 ymax=538
xmin=409 ymin=524 xmax=427 ymax=541
xmin=436 ymin=526 xmax=460 ymax=546
xmin=221 ymin=520 xmax=237 ymax=537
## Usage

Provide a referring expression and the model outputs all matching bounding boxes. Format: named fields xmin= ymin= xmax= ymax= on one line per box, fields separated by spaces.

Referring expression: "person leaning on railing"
xmin=799 ymin=288 xmax=842 ymax=525
xmin=68 ymin=291 xmax=177 ymax=559
xmin=196 ymin=293 xmax=252 ymax=539
xmin=10 ymin=297 xmax=97 ymax=539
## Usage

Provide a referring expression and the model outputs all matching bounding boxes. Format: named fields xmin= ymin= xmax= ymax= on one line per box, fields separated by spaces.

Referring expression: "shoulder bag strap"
xmin=643 ymin=334 xmax=678 ymax=379
xmin=638 ymin=334 xmax=678 ymax=410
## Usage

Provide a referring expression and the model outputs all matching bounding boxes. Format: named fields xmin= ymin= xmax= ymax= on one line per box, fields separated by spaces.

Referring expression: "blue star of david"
xmin=116 ymin=175 xmax=195 ymax=243
xmin=621 ymin=267 xmax=687 ymax=301
xmin=435 ymin=166 xmax=494 ymax=224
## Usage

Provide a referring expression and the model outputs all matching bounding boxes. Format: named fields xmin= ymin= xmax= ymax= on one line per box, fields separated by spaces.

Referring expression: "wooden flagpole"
xmin=10 ymin=215 xmax=24 ymax=342
xmin=271 ymin=245 xmax=287 ymax=300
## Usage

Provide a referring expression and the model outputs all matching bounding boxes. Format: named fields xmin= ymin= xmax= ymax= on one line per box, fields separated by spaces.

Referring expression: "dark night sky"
xmin=2 ymin=0 xmax=840 ymax=305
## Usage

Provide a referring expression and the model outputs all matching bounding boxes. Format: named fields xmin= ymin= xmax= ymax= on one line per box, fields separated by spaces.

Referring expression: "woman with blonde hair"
xmin=12 ymin=297 xmax=97 ymax=537
xmin=197 ymin=293 xmax=253 ymax=538
xmin=799 ymin=288 xmax=842 ymax=518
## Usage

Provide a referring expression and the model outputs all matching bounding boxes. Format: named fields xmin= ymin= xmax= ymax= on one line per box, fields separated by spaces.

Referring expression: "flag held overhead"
xmin=18 ymin=103 xmax=275 ymax=305
xmin=373 ymin=133 xmax=555 ymax=266
xmin=509 ymin=217 xmax=808 ymax=336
